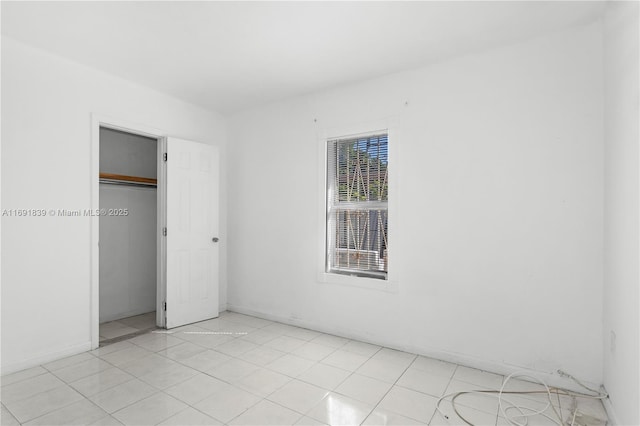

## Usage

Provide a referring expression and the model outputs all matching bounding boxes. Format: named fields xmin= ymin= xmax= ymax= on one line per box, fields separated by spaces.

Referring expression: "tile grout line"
xmin=74 ymin=337 xmax=198 ymax=425
xmin=3 ymin=357 xmax=104 ymax=425
xmin=427 ymin=363 xmax=459 ymax=425
xmin=219 ymin=324 xmax=370 ymax=425
xmin=128 ymin=321 xmax=314 ymax=424
xmin=4 ymin=312 xmax=550 ymax=426
xmin=356 ymin=351 xmax=420 ymax=425
xmin=5 ymin=381 xmax=94 ymax=425
xmin=219 ymin=339 xmax=356 ymax=424
xmin=298 ymin=345 xmax=384 ymax=424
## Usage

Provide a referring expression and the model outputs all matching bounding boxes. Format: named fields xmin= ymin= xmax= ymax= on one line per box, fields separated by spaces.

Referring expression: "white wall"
xmin=0 ymin=37 xmax=228 ymax=373
xmin=228 ymin=22 xmax=604 ymax=386
xmin=99 ymin=185 xmax=157 ymax=323
xmin=99 ymin=128 xmax=158 ymax=179
xmin=602 ymin=2 xmax=640 ymax=425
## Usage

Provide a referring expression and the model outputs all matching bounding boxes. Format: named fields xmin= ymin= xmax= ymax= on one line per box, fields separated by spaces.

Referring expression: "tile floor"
xmin=1 ymin=311 xmax=608 ymax=425
xmin=99 ymin=312 xmax=158 ymax=343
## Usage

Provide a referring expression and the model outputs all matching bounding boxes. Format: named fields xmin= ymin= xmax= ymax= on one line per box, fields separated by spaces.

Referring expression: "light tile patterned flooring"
xmin=1 ymin=311 xmax=607 ymax=425
xmin=99 ymin=312 xmax=157 ymax=343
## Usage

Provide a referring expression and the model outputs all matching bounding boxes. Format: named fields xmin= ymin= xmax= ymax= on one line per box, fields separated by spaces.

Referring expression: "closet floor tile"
xmin=100 ymin=322 xmax=140 ymax=340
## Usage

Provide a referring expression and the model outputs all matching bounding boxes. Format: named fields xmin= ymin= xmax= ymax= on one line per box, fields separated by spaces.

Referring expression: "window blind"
xmin=326 ymin=133 xmax=388 ymax=279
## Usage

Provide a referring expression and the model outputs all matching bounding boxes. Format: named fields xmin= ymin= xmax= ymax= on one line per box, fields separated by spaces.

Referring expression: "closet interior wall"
xmin=99 ymin=127 xmax=158 ymax=323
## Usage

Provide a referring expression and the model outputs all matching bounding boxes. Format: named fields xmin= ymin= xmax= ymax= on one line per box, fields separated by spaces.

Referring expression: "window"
xmin=326 ymin=133 xmax=388 ymax=280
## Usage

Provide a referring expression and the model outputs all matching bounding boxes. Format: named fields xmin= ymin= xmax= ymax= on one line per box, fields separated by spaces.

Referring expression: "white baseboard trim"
xmin=227 ymin=303 xmax=603 ymax=395
xmin=1 ymin=341 xmax=92 ymax=376
xmin=601 ymin=390 xmax=618 ymax=425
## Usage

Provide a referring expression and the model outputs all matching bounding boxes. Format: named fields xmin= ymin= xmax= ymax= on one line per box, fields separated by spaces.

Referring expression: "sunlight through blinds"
xmin=326 ymin=133 xmax=388 ymax=279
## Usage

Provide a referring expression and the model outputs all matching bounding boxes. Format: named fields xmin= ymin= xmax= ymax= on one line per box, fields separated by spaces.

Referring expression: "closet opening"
xmin=98 ymin=127 xmax=161 ymax=345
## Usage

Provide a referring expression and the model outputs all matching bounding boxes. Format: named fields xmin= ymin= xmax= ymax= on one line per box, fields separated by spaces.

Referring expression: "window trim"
xmin=316 ymin=120 xmax=399 ymax=292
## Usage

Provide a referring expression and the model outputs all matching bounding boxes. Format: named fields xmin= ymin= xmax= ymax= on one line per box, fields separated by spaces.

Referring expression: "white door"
xmin=165 ymin=137 xmax=219 ymax=328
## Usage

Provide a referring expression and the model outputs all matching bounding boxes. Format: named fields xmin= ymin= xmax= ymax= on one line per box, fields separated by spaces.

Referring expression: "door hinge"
xmin=162 ymin=227 xmax=167 ymax=236
xmin=163 ymin=152 xmax=168 ymax=162
xmin=163 ymin=301 xmax=167 ymax=311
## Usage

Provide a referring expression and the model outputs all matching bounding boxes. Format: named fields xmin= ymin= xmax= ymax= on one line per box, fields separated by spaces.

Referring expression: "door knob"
xmin=212 ymin=237 xmax=219 ymax=243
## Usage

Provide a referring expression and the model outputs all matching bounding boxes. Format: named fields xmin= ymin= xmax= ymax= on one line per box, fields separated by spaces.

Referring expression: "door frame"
xmin=90 ymin=114 xmax=166 ymax=349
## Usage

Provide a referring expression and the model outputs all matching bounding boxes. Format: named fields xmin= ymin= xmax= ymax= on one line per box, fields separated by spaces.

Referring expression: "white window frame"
xmin=317 ymin=120 xmax=398 ymax=292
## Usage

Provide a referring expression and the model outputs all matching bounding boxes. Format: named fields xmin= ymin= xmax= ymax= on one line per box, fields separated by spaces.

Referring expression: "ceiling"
xmin=1 ymin=1 xmax=605 ymax=114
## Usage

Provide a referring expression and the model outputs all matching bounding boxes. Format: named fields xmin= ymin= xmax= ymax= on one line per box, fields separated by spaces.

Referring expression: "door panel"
xmin=165 ymin=137 xmax=219 ymax=328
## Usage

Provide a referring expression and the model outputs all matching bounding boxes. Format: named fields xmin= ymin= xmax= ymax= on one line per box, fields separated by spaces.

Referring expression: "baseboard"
xmin=601 ymin=389 xmax=618 ymax=425
xmin=227 ymin=303 xmax=602 ymax=394
xmin=1 ymin=341 xmax=92 ymax=376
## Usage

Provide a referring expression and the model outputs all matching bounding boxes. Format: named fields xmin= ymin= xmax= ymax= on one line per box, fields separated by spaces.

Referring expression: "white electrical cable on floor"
xmin=498 ymin=372 xmax=562 ymax=426
xmin=434 ymin=369 xmax=609 ymax=426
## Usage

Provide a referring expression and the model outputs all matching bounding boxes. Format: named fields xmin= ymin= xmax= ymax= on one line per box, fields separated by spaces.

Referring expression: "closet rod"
xmin=99 ymin=172 xmax=157 ymax=185
xmin=99 ymin=179 xmax=156 ymax=188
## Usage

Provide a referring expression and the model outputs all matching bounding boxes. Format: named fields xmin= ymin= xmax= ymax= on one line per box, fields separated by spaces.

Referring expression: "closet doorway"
xmin=98 ymin=127 xmax=160 ymax=344
xmin=90 ymin=116 xmax=221 ymax=349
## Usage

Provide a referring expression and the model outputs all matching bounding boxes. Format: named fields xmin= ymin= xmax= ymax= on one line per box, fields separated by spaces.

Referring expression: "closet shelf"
xmin=99 ymin=173 xmax=157 ymax=187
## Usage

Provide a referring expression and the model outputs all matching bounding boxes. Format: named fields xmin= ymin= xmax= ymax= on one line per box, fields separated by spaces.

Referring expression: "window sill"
xmin=317 ymin=272 xmax=398 ymax=293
